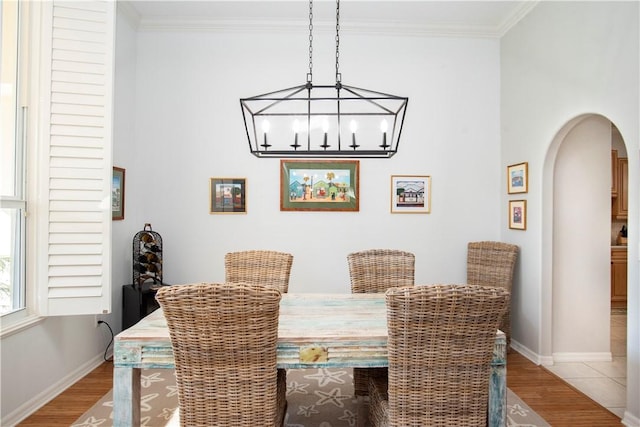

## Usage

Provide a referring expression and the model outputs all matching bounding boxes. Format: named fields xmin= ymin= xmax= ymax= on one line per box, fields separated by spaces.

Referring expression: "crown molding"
xmin=129 ymin=1 xmax=540 ymax=39
xmin=117 ymin=0 xmax=141 ymax=30
xmin=496 ymin=1 xmax=539 ymax=37
xmin=136 ymin=18 xmax=505 ymax=38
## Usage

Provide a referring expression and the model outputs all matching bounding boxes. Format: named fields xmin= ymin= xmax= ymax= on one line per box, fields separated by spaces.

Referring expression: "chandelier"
xmin=240 ymin=0 xmax=408 ymax=158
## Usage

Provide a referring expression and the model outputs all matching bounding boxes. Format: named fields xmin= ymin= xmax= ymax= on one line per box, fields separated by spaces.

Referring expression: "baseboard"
xmin=509 ymin=341 xmax=615 ymax=366
xmin=622 ymin=410 xmax=640 ymax=427
xmin=510 ymin=339 xmax=545 ymax=365
xmin=552 ymin=351 xmax=612 ymax=363
xmin=2 ymin=353 xmax=107 ymax=426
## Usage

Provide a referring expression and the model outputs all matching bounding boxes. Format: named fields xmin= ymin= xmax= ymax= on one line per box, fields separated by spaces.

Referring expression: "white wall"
xmin=501 ymin=1 xmax=639 ymax=423
xmin=128 ymin=29 xmax=502 ymax=292
xmin=111 ymin=5 xmax=140 ymax=326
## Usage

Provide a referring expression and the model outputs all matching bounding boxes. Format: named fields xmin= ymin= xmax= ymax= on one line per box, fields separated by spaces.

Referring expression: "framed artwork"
xmin=509 ymin=199 xmax=527 ymax=230
xmin=112 ymin=167 xmax=125 ymax=220
xmin=391 ymin=175 xmax=431 ymax=214
xmin=210 ymin=178 xmax=247 ymax=214
xmin=280 ymin=160 xmax=359 ymax=211
xmin=507 ymin=162 xmax=528 ymax=194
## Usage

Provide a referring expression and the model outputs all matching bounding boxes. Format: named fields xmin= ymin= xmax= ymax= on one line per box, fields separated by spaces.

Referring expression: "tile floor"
xmin=545 ymin=313 xmax=627 ymax=418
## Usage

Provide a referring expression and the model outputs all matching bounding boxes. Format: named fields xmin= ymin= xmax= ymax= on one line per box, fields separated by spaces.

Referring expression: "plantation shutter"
xmin=37 ymin=0 xmax=115 ymax=315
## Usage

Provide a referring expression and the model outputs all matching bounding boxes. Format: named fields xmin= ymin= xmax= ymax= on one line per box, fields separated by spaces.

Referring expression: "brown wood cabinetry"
xmin=611 ymin=150 xmax=618 ymax=196
xmin=611 ymin=151 xmax=628 ymax=220
xmin=616 ymin=157 xmax=628 ymax=219
xmin=611 ymin=247 xmax=627 ymax=308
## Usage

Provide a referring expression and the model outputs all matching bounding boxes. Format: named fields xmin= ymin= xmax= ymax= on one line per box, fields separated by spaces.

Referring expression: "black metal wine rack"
xmin=132 ymin=223 xmax=163 ymax=287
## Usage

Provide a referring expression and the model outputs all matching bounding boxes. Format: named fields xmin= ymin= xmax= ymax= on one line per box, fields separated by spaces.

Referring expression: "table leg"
xmin=113 ymin=366 xmax=141 ymax=426
xmin=488 ymin=336 xmax=507 ymax=427
xmin=355 ymin=396 xmax=368 ymax=427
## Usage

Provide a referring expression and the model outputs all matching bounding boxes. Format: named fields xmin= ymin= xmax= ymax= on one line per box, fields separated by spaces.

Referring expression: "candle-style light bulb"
xmin=349 ymin=120 xmax=359 ymax=150
xmin=321 ymin=117 xmax=330 ymax=149
xmin=380 ymin=119 xmax=389 ymax=149
xmin=292 ymin=119 xmax=300 ymax=149
xmin=261 ymin=120 xmax=271 ymax=149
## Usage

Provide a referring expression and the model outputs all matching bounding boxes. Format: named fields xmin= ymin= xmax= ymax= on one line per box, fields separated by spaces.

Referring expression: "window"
xmin=0 ymin=0 xmax=26 ymax=316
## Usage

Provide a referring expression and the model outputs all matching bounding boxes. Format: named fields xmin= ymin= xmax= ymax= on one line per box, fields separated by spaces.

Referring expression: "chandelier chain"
xmin=335 ymin=0 xmax=341 ymax=83
xmin=308 ymin=0 xmax=313 ymax=82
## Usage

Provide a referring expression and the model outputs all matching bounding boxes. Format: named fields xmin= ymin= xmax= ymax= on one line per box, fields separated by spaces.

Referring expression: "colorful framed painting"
xmin=509 ymin=199 xmax=527 ymax=230
xmin=391 ymin=175 xmax=431 ymax=214
xmin=507 ymin=162 xmax=528 ymax=194
xmin=112 ymin=167 xmax=125 ymax=220
xmin=210 ymin=178 xmax=247 ymax=214
xmin=280 ymin=160 xmax=359 ymax=211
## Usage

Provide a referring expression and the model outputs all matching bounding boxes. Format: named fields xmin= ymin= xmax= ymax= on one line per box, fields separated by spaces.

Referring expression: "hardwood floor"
xmin=18 ymin=352 xmax=623 ymax=426
xmin=508 ymin=352 xmax=622 ymax=426
xmin=17 ymin=361 xmax=113 ymax=427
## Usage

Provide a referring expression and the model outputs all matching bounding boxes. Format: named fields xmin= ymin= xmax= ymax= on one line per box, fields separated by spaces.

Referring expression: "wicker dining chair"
xmin=466 ymin=241 xmax=518 ymax=347
xmin=368 ymin=284 xmax=510 ymax=427
xmin=225 ymin=250 xmax=294 ymax=293
xmin=225 ymin=250 xmax=293 ymax=386
xmin=347 ymin=249 xmax=415 ymax=397
xmin=156 ymin=282 xmax=287 ymax=427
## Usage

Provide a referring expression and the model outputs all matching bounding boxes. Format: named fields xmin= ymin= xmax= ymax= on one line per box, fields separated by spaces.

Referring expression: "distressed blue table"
xmin=113 ymin=293 xmax=506 ymax=426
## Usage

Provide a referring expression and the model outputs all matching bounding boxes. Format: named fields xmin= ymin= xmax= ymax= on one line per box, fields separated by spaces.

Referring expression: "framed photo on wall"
xmin=280 ymin=160 xmax=359 ymax=211
xmin=112 ymin=167 xmax=125 ymax=220
xmin=507 ymin=162 xmax=528 ymax=194
xmin=210 ymin=178 xmax=247 ymax=214
xmin=390 ymin=175 xmax=431 ymax=214
xmin=509 ymin=199 xmax=527 ymax=230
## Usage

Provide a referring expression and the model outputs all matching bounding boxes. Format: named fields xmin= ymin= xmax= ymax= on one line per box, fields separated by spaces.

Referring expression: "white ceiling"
xmin=123 ymin=1 xmax=539 ymax=37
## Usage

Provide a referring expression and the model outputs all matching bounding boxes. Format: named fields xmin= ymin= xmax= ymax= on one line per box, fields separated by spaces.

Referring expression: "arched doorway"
xmin=541 ymin=113 xmax=627 ymax=415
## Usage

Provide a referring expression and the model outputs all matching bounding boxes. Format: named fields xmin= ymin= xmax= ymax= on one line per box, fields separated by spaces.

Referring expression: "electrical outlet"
xmin=95 ymin=315 xmax=101 ymax=327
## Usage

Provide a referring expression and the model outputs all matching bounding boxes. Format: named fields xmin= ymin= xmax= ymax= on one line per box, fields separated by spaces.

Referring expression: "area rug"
xmin=72 ymin=368 xmax=549 ymax=427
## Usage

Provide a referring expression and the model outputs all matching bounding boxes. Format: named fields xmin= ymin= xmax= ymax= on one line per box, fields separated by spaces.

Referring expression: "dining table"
xmin=113 ymin=292 xmax=507 ymax=426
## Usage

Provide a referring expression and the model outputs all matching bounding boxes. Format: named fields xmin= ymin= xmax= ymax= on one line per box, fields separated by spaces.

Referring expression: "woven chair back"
xmin=347 ymin=249 xmax=415 ymax=294
xmin=384 ymin=284 xmax=510 ymax=426
xmin=225 ymin=250 xmax=293 ymax=293
xmin=467 ymin=241 xmax=518 ymax=345
xmin=466 ymin=241 xmax=518 ymax=290
xmin=347 ymin=249 xmax=415 ymax=397
xmin=156 ymin=283 xmax=283 ymax=426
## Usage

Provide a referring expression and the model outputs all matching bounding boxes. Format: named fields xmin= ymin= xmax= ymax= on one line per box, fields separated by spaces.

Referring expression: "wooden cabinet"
xmin=611 ymin=248 xmax=627 ymax=309
xmin=616 ymin=158 xmax=628 ymax=219
xmin=611 ymin=150 xmax=618 ymax=196
xmin=611 ymin=153 xmax=628 ymax=220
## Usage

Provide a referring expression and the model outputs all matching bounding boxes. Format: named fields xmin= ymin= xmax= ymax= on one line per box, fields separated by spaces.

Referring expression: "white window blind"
xmin=37 ymin=0 xmax=114 ymax=316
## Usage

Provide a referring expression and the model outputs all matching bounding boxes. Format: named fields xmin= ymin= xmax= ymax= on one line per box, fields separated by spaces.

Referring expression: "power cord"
xmin=97 ymin=320 xmax=114 ymax=362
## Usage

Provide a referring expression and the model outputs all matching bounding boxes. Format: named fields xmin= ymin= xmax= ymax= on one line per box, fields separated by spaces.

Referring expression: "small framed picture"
xmin=390 ymin=175 xmax=431 ymax=214
xmin=210 ymin=178 xmax=247 ymax=214
xmin=112 ymin=167 xmax=125 ymax=220
xmin=509 ymin=200 xmax=527 ymax=230
xmin=507 ymin=162 xmax=528 ymax=194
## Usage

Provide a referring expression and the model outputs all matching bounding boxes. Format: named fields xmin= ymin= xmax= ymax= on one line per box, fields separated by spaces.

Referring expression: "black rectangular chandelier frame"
xmin=240 ymin=82 xmax=408 ymax=158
